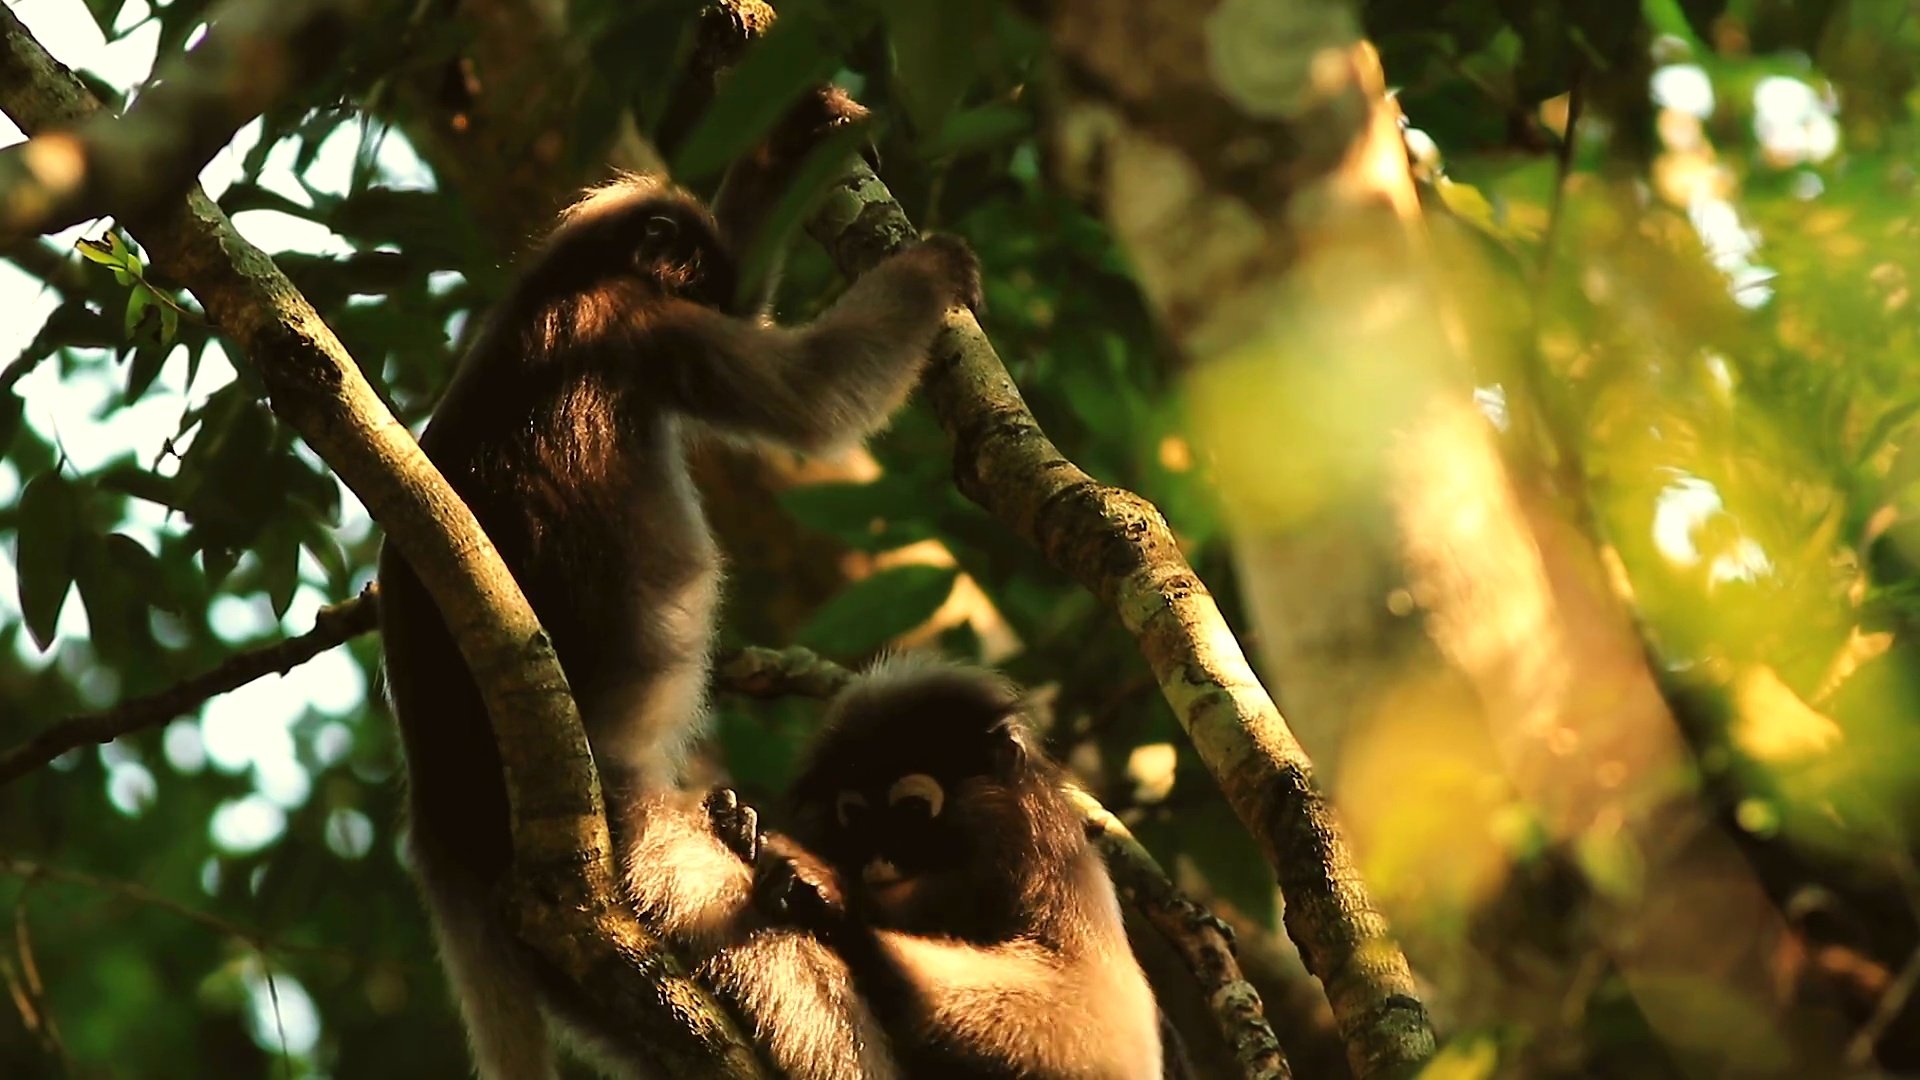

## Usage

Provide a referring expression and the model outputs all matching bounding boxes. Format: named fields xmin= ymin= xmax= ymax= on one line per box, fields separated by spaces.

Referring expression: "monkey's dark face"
xmin=793 ymin=673 xmax=1047 ymax=933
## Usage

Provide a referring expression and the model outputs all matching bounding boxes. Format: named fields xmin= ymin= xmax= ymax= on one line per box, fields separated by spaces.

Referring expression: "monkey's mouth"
xmin=861 ymin=858 xmax=919 ymax=903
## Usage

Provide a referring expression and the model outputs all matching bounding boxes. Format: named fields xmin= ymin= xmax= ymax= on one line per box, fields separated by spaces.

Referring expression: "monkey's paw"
xmin=702 ymin=786 xmax=761 ymax=865
xmin=914 ymin=234 xmax=985 ymax=318
xmin=770 ymin=85 xmax=873 ymax=161
xmin=753 ymin=839 xmax=847 ymax=932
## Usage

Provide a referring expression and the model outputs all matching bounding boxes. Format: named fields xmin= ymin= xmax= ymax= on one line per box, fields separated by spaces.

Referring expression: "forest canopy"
xmin=2 ymin=0 xmax=1919 ymax=1076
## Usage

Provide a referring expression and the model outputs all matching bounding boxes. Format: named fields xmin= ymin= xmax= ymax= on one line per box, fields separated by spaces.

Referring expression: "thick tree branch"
xmin=378 ymin=0 xmax=664 ymax=253
xmin=0 ymin=0 xmax=369 ymax=244
xmin=1 ymin=620 xmax=846 ymax=790
xmin=0 ymin=10 xmax=760 ymax=1074
xmin=0 ymin=587 xmax=379 ymax=785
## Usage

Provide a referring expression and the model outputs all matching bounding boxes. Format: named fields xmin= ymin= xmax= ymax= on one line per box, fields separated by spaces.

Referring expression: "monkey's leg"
xmin=416 ymin=862 xmax=558 ymax=1080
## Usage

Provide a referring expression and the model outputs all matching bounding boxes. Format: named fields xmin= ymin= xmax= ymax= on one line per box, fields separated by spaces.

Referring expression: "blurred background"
xmin=2 ymin=0 xmax=1919 ymax=1076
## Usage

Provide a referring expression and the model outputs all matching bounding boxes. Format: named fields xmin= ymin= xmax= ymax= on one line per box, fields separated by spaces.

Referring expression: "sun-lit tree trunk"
xmin=1040 ymin=0 xmax=1850 ymax=1068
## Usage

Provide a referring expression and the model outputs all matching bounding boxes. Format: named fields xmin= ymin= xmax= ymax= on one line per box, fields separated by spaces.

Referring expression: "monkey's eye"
xmin=835 ymin=791 xmax=869 ymax=828
xmin=886 ymin=774 xmax=944 ymax=818
xmin=643 ymin=215 xmax=680 ymax=244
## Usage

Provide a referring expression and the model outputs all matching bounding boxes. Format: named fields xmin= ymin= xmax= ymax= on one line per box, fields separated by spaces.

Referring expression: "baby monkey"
xmin=732 ymin=655 xmax=1167 ymax=1079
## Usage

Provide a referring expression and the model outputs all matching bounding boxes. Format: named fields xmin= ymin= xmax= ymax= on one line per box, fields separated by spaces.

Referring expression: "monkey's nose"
xmin=862 ymin=858 xmax=905 ymax=887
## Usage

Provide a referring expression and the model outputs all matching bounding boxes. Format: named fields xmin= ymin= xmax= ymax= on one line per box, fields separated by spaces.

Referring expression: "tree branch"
xmin=1074 ymin=794 xmax=1290 ymax=1080
xmin=0 ymin=857 xmax=388 ymax=967
xmin=0 ymin=0 xmax=371 ymax=244
xmin=0 ymin=587 xmax=379 ymax=785
xmin=0 ymin=10 xmax=760 ymax=1073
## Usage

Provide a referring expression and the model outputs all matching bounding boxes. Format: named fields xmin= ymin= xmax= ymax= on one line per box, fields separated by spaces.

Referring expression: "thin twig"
xmin=6 ymin=890 xmax=68 ymax=1071
xmin=712 ymin=644 xmax=856 ymax=699
xmin=0 ymin=857 xmax=370 ymax=966
xmin=1534 ymin=60 xmax=1586 ymax=286
xmin=1848 ymin=941 xmax=1920 ymax=1067
xmin=1075 ymin=793 xmax=1290 ymax=1080
xmin=0 ymin=585 xmax=379 ymax=785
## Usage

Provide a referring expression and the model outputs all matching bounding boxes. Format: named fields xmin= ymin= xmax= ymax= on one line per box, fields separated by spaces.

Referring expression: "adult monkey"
xmin=378 ymin=85 xmax=980 ymax=1079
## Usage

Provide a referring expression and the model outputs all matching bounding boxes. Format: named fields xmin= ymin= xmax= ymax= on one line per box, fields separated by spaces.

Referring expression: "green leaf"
xmin=261 ymin=521 xmax=303 ymax=620
xmin=73 ymin=534 xmax=147 ymax=667
xmin=78 ymin=0 xmax=129 ymax=41
xmin=158 ymin=303 xmax=180 ymax=346
xmin=294 ymin=515 xmax=351 ymax=593
xmin=0 ymin=392 xmax=23 ymax=452
xmin=778 ymin=475 xmax=937 ymax=552
xmin=916 ymin=103 xmax=1031 ymax=161
xmin=124 ymin=284 xmax=152 ymax=339
xmin=102 ymin=532 xmax=177 ymax=614
xmin=97 ymin=464 xmax=184 ymax=512
xmin=796 ymin=564 xmax=958 ymax=657
xmin=16 ymin=471 xmax=83 ymax=650
xmin=884 ymin=0 xmax=995 ymax=135
xmin=75 ymin=236 xmax=121 ymax=266
xmin=1858 ymin=399 xmax=1920 ymax=467
xmin=123 ymin=343 xmax=168 ymax=404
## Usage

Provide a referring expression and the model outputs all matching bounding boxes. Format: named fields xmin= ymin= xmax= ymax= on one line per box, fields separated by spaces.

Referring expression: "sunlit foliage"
xmin=2 ymin=0 xmax=1918 ymax=1075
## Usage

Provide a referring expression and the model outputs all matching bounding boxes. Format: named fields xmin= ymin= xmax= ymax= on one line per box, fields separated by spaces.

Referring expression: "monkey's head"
xmin=789 ymin=656 xmax=1084 ymax=938
xmin=535 ymin=175 xmax=742 ymax=312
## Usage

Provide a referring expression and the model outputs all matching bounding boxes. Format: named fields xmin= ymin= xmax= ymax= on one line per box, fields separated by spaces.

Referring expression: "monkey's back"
xmin=381 ymin=309 xmax=721 ymax=886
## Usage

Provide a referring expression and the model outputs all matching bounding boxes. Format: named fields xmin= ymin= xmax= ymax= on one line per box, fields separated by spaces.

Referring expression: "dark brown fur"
xmin=379 ymin=93 xmax=976 ymax=1078
xmin=764 ymin=654 xmax=1166 ymax=1079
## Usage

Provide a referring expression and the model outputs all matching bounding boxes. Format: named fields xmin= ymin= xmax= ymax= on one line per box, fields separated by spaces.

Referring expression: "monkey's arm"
xmin=754 ymin=844 xmax=1162 ymax=1078
xmin=637 ymin=235 xmax=981 ymax=453
xmin=866 ymin=932 xmax=1164 ymax=1078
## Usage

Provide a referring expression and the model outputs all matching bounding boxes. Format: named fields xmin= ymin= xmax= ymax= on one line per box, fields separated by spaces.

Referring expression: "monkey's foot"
xmin=702 ymin=786 xmax=761 ymax=865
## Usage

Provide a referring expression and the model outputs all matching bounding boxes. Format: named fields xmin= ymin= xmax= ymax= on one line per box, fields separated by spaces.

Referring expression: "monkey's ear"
xmin=987 ymin=713 xmax=1029 ymax=779
xmin=644 ymin=215 xmax=680 ymax=243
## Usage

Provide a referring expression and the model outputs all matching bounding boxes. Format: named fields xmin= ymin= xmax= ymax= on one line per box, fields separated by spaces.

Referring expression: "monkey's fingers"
xmin=751 ymin=856 xmax=798 ymax=919
xmin=914 ymin=234 xmax=986 ymax=318
xmin=787 ymin=863 xmax=845 ymax=927
xmin=702 ymin=786 xmax=762 ymax=864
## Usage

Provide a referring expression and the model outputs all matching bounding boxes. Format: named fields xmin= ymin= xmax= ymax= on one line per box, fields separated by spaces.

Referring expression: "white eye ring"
xmin=835 ymin=791 xmax=869 ymax=827
xmin=887 ymin=774 xmax=944 ymax=818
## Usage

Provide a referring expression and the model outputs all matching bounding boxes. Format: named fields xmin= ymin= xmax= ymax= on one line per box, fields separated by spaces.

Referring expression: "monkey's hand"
xmin=768 ymin=85 xmax=876 ymax=168
xmin=702 ymin=786 xmax=762 ymax=866
xmin=909 ymin=234 xmax=985 ymax=319
xmin=753 ymin=834 xmax=849 ymax=935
